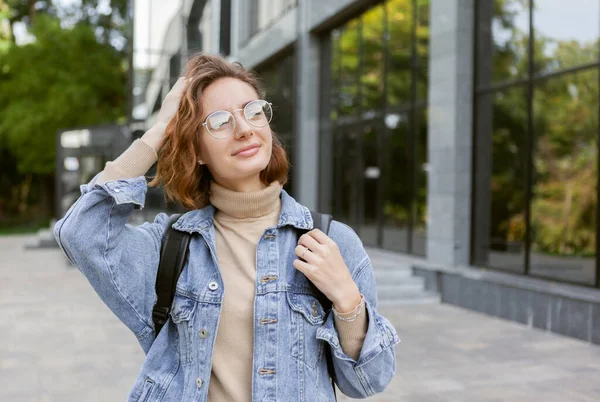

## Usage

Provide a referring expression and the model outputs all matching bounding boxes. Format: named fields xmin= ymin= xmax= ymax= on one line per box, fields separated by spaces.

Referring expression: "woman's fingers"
xmin=292 ymin=258 xmax=312 ymax=275
xmin=297 ymin=232 xmax=323 ymax=254
xmin=155 ymin=77 xmax=188 ymax=127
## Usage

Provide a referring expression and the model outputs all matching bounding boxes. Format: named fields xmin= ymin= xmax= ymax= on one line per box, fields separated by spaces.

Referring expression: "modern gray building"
xmin=138 ymin=0 xmax=600 ymax=345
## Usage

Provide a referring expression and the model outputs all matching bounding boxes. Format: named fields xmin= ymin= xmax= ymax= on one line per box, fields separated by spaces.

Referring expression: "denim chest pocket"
xmin=287 ymin=291 xmax=326 ymax=368
xmin=170 ymin=294 xmax=197 ymax=364
xmin=134 ymin=378 xmax=155 ymax=402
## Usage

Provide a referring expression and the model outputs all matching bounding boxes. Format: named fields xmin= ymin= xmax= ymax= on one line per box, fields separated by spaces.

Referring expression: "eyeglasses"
xmin=202 ymin=100 xmax=273 ymax=139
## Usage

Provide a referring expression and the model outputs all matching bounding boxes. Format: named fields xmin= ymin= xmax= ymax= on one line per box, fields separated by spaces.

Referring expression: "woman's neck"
xmin=212 ymin=175 xmax=268 ymax=193
xmin=210 ymin=180 xmax=282 ymax=219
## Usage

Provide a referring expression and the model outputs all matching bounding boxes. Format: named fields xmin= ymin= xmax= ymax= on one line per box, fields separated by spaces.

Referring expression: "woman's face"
xmin=198 ymin=77 xmax=273 ymax=192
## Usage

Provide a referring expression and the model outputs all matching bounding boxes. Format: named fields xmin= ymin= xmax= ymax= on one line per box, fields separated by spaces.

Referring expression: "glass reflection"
xmin=328 ymin=0 xmax=429 ymax=256
xmin=339 ymin=19 xmax=360 ymax=118
xmin=388 ymin=0 xmax=413 ymax=107
xmin=416 ymin=0 xmax=429 ymax=101
xmin=486 ymin=0 xmax=529 ymax=83
xmin=530 ymin=70 xmax=598 ymax=285
xmin=383 ymin=112 xmax=410 ymax=253
xmin=413 ymin=108 xmax=428 ymax=256
xmin=333 ymin=127 xmax=358 ymax=226
xmin=484 ymin=86 xmax=528 ymax=273
xmin=361 ymin=5 xmax=385 ymax=112
xmin=359 ymin=124 xmax=380 ymax=247
xmin=254 ymin=54 xmax=295 ymax=194
xmin=533 ymin=0 xmax=599 ymax=75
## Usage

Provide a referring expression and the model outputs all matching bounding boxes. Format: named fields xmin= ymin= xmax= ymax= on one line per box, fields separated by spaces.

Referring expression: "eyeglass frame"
xmin=201 ymin=99 xmax=273 ymax=139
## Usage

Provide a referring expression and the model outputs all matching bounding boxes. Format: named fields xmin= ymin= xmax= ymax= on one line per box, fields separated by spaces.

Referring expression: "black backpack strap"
xmin=308 ymin=211 xmax=333 ymax=311
xmin=306 ymin=210 xmax=336 ymax=399
xmin=153 ymin=214 xmax=191 ymax=336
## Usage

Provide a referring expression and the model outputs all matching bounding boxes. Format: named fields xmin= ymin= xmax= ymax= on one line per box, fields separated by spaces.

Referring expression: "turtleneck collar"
xmin=209 ymin=180 xmax=283 ymax=219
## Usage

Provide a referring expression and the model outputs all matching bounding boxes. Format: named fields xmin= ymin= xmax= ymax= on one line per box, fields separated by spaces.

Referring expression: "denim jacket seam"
xmin=354 ymin=365 xmax=375 ymax=396
xmin=103 ymin=200 xmax=153 ymax=338
xmin=351 ymin=257 xmax=371 ymax=283
xmin=54 ymin=204 xmax=80 ymax=266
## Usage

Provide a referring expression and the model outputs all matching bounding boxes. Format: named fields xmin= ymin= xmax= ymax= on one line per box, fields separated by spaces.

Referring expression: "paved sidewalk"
xmin=1 ymin=235 xmax=599 ymax=401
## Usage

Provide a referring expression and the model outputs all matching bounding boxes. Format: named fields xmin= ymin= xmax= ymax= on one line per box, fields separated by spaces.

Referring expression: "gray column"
xmin=426 ymin=0 xmax=475 ymax=266
xmin=230 ymin=0 xmax=240 ymax=57
xmin=294 ymin=0 xmax=321 ymax=210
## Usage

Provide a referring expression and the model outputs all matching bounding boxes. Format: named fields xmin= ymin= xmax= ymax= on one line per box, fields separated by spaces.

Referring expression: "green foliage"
xmin=487 ymin=0 xmax=599 ymax=257
xmin=0 ymin=14 xmax=126 ymax=175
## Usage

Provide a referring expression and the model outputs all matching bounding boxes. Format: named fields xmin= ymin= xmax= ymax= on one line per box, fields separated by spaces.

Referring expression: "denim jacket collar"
xmin=172 ymin=189 xmax=313 ymax=233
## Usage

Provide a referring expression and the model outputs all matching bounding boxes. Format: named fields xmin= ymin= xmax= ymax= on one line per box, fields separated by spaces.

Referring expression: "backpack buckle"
xmin=152 ymin=306 xmax=170 ymax=326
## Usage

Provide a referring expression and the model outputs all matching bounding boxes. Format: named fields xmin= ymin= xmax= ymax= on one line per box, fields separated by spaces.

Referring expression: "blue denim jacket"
xmin=53 ymin=175 xmax=400 ymax=401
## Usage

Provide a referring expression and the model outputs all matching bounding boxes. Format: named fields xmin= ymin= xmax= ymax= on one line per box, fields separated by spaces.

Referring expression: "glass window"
xmin=338 ymin=19 xmax=361 ymax=118
xmin=530 ymin=70 xmax=598 ymax=285
xmin=475 ymin=0 xmax=600 ymax=287
xmin=249 ymin=0 xmax=297 ymax=37
xmin=387 ymin=0 xmax=413 ymax=107
xmin=361 ymin=5 xmax=385 ymax=112
xmin=477 ymin=0 xmax=529 ymax=86
xmin=358 ymin=123 xmax=380 ymax=247
xmin=326 ymin=1 xmax=430 ymax=256
xmin=333 ymin=127 xmax=358 ymax=226
xmin=475 ymin=86 xmax=529 ymax=273
xmin=331 ymin=30 xmax=342 ymax=121
xmin=533 ymin=0 xmax=599 ymax=75
xmin=254 ymin=53 xmax=296 ymax=195
xmin=413 ymin=107 xmax=428 ymax=256
xmin=416 ymin=0 xmax=430 ymax=101
xmin=382 ymin=112 xmax=410 ymax=253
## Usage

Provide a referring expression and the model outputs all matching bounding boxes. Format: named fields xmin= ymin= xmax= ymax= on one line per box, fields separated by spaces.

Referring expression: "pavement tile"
xmin=2 ymin=235 xmax=600 ymax=401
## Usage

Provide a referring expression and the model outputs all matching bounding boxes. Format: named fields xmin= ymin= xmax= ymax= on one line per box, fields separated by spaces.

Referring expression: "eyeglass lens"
xmin=206 ymin=100 xmax=272 ymax=138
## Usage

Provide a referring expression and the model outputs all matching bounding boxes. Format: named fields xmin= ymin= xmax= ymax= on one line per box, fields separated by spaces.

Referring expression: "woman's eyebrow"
xmin=206 ymin=99 xmax=256 ymax=116
xmin=239 ymin=99 xmax=257 ymax=109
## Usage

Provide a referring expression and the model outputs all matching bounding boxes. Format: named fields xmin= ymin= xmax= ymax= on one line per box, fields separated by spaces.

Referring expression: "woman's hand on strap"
xmin=293 ymin=230 xmax=362 ymax=313
xmin=142 ymin=76 xmax=187 ymax=153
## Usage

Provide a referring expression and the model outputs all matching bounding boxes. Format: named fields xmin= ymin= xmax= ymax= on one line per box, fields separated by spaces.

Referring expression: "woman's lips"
xmin=233 ymin=144 xmax=260 ymax=157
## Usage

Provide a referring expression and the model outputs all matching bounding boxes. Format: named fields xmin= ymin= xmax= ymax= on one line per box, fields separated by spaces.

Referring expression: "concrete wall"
xmin=426 ymin=0 xmax=475 ymax=267
xmin=413 ymin=264 xmax=600 ymax=345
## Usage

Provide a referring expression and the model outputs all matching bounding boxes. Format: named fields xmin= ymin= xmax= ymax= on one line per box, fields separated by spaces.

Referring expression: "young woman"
xmin=54 ymin=53 xmax=399 ymax=402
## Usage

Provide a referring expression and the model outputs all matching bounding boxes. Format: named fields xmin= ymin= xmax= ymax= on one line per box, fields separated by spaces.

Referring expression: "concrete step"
xmin=374 ymin=271 xmax=423 ymax=287
xmin=370 ymin=258 xmax=412 ymax=272
xmin=366 ymin=247 xmax=440 ymax=305
xmin=378 ymin=292 xmax=441 ymax=306
xmin=24 ymin=228 xmax=59 ymax=250
xmin=377 ymin=284 xmax=432 ymax=299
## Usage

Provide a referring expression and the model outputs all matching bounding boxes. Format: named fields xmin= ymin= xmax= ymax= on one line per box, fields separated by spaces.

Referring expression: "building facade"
xmin=141 ymin=0 xmax=600 ymax=344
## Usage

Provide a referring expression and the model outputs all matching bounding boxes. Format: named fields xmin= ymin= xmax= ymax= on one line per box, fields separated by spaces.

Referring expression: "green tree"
xmin=0 ymin=13 xmax=126 ymax=226
xmin=486 ymin=0 xmax=599 ymax=259
xmin=3 ymin=0 xmax=128 ymax=46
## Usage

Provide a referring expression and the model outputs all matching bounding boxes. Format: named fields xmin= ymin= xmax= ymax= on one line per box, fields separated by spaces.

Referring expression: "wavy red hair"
xmin=149 ymin=53 xmax=289 ymax=210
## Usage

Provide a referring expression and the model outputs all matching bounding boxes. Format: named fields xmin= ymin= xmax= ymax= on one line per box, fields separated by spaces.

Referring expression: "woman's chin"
xmin=230 ymin=160 xmax=269 ymax=178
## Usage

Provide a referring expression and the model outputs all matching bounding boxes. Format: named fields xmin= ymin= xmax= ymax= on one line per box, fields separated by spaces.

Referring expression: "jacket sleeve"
xmin=316 ymin=221 xmax=400 ymax=398
xmin=53 ymin=173 xmax=169 ymax=352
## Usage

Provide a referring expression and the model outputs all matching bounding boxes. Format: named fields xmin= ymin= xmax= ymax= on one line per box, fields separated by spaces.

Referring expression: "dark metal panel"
xmin=523 ymin=0 xmax=534 ymax=275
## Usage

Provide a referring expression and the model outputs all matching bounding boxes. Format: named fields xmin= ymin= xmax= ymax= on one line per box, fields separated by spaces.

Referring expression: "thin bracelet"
xmin=333 ymin=295 xmax=364 ymax=322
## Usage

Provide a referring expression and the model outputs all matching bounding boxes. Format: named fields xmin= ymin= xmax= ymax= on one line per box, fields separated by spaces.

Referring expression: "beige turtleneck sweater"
xmin=97 ymin=139 xmax=368 ymax=401
xmin=208 ymin=180 xmax=281 ymax=401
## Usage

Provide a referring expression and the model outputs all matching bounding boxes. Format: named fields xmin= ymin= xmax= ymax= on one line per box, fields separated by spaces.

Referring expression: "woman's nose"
xmin=233 ymin=111 xmax=254 ymax=138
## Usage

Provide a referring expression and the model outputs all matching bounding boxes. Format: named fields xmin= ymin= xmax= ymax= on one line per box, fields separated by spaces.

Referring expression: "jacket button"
xmin=208 ymin=281 xmax=218 ymax=291
xmin=196 ymin=378 xmax=203 ymax=388
xmin=199 ymin=329 xmax=208 ymax=338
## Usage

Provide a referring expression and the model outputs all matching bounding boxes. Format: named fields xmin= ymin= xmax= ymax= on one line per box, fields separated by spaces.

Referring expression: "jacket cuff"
xmin=96 ymin=139 xmax=158 ymax=185
xmin=81 ymin=173 xmax=149 ymax=209
xmin=333 ymin=297 xmax=368 ymax=361
xmin=317 ymin=298 xmax=400 ymax=365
